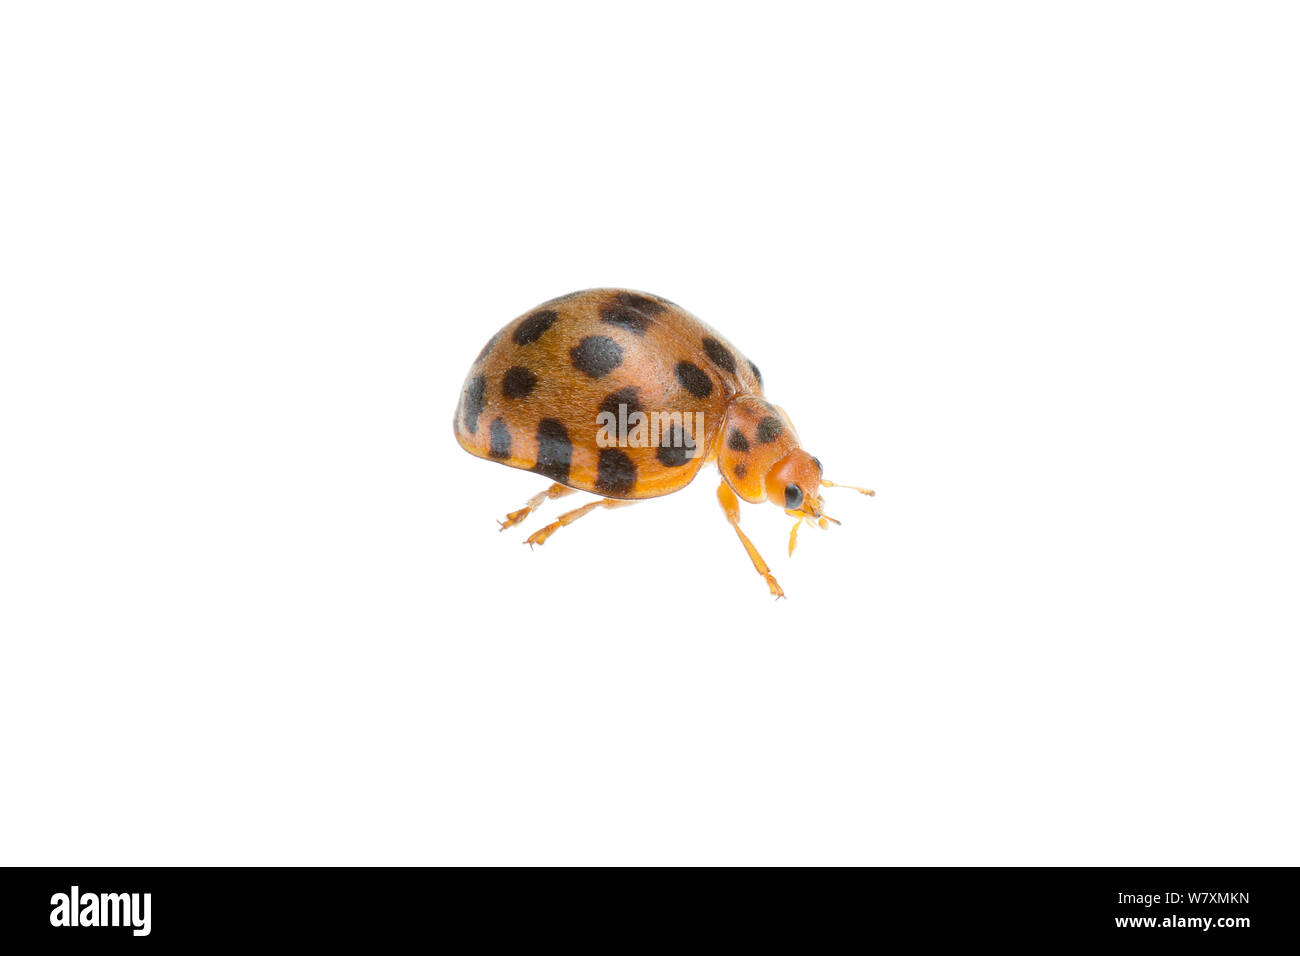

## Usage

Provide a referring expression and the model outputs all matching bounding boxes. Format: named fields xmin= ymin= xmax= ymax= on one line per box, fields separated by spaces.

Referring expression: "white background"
xmin=2 ymin=2 xmax=1297 ymax=866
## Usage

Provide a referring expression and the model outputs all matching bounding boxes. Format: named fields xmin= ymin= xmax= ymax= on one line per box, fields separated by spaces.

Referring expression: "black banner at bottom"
xmin=0 ymin=866 xmax=1293 ymax=946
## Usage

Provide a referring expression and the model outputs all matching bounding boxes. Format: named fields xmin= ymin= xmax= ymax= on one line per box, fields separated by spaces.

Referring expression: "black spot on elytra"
xmin=489 ymin=418 xmax=511 ymax=459
xmin=599 ymin=291 xmax=668 ymax=336
xmin=675 ymin=361 xmax=712 ymax=398
xmin=600 ymin=305 xmax=650 ymax=336
xmin=598 ymin=386 xmax=644 ymax=419
xmin=570 ymin=335 xmax=624 ymax=378
xmin=533 ymin=419 xmax=572 ymax=483
xmin=727 ymin=428 xmax=750 ymax=453
xmin=475 ymin=331 xmax=501 ymax=364
xmin=656 ymin=421 xmax=693 ymax=468
xmin=501 ymin=365 xmax=537 ymax=399
xmin=702 ymin=336 xmax=737 ymax=374
xmin=756 ymin=415 xmax=784 ymax=443
xmin=748 ymin=360 xmax=763 ymax=386
xmin=513 ymin=309 xmax=559 ymax=345
xmin=461 ymin=374 xmax=487 ymax=434
xmin=595 ymin=448 xmax=638 ymax=496
xmin=618 ymin=292 xmax=668 ymax=313
xmin=733 ymin=461 xmax=748 ymax=479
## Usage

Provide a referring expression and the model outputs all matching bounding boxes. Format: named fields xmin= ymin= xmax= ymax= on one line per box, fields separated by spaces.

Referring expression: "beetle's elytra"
xmin=454 ymin=288 xmax=873 ymax=597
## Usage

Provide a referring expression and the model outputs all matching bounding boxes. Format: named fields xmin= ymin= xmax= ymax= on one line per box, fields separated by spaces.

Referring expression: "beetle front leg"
xmin=717 ymin=481 xmax=785 ymax=599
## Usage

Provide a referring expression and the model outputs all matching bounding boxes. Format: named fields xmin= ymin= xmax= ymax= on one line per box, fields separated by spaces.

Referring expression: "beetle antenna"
xmin=822 ymin=479 xmax=875 ymax=496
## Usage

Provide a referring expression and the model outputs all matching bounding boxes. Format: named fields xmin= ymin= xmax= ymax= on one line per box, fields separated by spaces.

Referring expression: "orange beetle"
xmin=454 ymin=289 xmax=873 ymax=597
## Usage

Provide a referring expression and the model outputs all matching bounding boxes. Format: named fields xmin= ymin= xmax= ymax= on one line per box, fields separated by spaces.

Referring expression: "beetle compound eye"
xmin=784 ymin=483 xmax=804 ymax=510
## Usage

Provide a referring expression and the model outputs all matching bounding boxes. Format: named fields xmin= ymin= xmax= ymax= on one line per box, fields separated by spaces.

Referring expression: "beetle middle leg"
xmin=524 ymin=498 xmax=637 ymax=548
xmin=717 ymin=481 xmax=785 ymax=599
xmin=498 ymin=482 xmax=577 ymax=531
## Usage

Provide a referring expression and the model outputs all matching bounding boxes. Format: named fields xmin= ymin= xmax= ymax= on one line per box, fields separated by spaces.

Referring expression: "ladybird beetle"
xmin=453 ymin=289 xmax=873 ymax=597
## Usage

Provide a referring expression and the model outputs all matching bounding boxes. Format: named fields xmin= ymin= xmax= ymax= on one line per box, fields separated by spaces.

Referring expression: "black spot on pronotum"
xmin=462 ymin=374 xmax=487 ymax=434
xmin=702 ymin=336 xmax=737 ymax=374
xmin=785 ymin=483 xmax=803 ymax=510
xmin=756 ymin=415 xmax=784 ymax=443
xmin=501 ymin=365 xmax=537 ymax=399
xmin=748 ymin=360 xmax=763 ymax=386
xmin=475 ymin=331 xmax=501 ymax=364
xmin=513 ymin=309 xmax=559 ymax=345
xmin=733 ymin=461 xmax=748 ymax=479
xmin=727 ymin=428 xmax=750 ymax=453
xmin=595 ymin=448 xmax=638 ymax=496
xmin=533 ymin=419 xmax=572 ymax=483
xmin=656 ymin=422 xmax=692 ymax=468
xmin=489 ymin=418 xmax=511 ymax=459
xmin=598 ymin=386 xmax=644 ymax=419
xmin=570 ymin=335 xmax=624 ymax=378
xmin=811 ymin=456 xmax=822 ymax=473
xmin=675 ymin=361 xmax=712 ymax=398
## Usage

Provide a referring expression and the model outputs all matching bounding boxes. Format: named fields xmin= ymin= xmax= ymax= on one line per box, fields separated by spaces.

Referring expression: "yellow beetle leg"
xmin=525 ymin=498 xmax=637 ymax=549
xmin=498 ymin=482 xmax=577 ymax=531
xmin=718 ymin=481 xmax=785 ymax=599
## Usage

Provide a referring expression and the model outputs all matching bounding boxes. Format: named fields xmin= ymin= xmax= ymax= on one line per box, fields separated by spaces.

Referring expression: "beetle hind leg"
xmin=498 ymin=482 xmax=577 ymax=531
